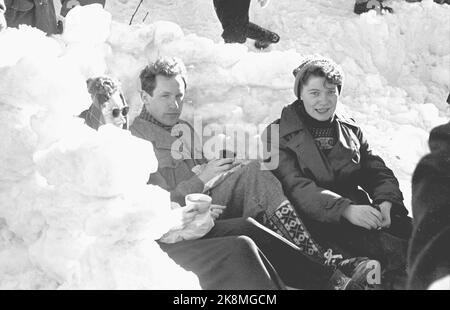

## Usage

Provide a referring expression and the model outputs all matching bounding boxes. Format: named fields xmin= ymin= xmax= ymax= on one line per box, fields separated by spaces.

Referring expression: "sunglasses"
xmin=112 ymin=106 xmax=129 ymax=118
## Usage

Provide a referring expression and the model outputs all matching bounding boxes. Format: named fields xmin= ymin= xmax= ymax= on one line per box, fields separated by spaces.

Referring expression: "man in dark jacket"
xmin=407 ymin=120 xmax=450 ymax=289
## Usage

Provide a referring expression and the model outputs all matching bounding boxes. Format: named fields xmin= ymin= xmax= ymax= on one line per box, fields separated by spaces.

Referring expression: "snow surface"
xmin=0 ymin=0 xmax=449 ymax=289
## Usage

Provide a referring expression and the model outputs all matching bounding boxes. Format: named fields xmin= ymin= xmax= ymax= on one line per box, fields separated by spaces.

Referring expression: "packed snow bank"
xmin=0 ymin=1 xmax=449 ymax=289
xmin=0 ymin=5 xmax=200 ymax=289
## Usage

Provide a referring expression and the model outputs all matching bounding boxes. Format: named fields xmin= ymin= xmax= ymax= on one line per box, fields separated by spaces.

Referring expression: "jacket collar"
xmin=278 ymin=101 xmax=358 ymax=184
xmin=279 ymin=101 xmax=306 ymax=138
xmin=277 ymin=102 xmax=331 ymax=181
xmin=131 ymin=114 xmax=204 ymax=161
xmin=131 ymin=115 xmax=178 ymax=149
xmin=279 ymin=100 xmax=356 ymax=138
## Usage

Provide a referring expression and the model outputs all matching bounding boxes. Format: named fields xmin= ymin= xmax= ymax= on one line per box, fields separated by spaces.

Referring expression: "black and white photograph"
xmin=0 ymin=0 xmax=449 ymax=293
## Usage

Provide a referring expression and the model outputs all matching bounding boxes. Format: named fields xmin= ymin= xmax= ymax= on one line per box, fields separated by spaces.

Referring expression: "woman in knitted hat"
xmin=262 ymin=55 xmax=413 ymax=289
xmin=79 ymin=76 xmax=129 ymax=130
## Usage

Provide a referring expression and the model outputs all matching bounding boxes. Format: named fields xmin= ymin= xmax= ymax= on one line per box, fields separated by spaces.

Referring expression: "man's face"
xmin=141 ymin=74 xmax=185 ymax=127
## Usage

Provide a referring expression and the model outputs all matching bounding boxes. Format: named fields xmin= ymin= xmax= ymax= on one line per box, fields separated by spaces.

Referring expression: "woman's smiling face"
xmin=300 ymin=75 xmax=338 ymax=121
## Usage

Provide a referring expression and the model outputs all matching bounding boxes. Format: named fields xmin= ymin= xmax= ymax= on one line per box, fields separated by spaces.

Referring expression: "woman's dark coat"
xmin=262 ymin=101 xmax=408 ymax=224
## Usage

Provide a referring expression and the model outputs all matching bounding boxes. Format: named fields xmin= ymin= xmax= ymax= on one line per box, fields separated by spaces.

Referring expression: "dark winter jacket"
xmin=262 ymin=101 xmax=407 ymax=223
xmin=5 ymin=0 xmax=57 ymax=34
xmin=407 ymin=121 xmax=450 ymax=290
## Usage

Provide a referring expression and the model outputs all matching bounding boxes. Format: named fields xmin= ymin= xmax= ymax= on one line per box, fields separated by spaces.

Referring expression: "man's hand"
xmin=197 ymin=158 xmax=234 ymax=183
xmin=342 ymin=204 xmax=383 ymax=230
xmin=210 ymin=204 xmax=227 ymax=220
xmin=257 ymin=0 xmax=271 ymax=8
xmin=378 ymin=201 xmax=392 ymax=229
xmin=171 ymin=204 xmax=201 ymax=229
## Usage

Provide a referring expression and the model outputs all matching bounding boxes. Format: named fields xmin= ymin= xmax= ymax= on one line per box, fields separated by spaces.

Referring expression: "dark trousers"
xmin=303 ymin=214 xmax=412 ymax=287
xmin=205 ymin=218 xmax=334 ymax=289
xmin=158 ymin=231 xmax=284 ymax=290
xmin=213 ymin=0 xmax=250 ymax=43
xmin=160 ymin=217 xmax=334 ymax=290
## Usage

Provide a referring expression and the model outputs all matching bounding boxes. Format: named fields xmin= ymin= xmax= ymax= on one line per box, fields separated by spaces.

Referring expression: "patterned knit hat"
xmin=293 ymin=56 xmax=344 ymax=98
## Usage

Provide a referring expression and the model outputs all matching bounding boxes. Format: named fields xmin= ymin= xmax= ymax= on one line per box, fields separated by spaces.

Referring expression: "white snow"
xmin=0 ymin=0 xmax=449 ymax=289
xmin=0 ymin=4 xmax=200 ymax=290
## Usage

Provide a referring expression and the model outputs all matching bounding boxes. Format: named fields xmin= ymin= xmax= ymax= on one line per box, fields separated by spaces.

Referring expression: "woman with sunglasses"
xmin=80 ymin=76 xmax=129 ymax=130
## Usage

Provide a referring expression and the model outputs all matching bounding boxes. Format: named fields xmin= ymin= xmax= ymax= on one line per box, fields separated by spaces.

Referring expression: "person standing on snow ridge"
xmin=3 ymin=1 xmax=106 ymax=35
xmin=57 ymin=0 xmax=105 ymax=33
xmin=354 ymin=0 xmax=449 ymax=15
xmin=59 ymin=0 xmax=105 ymax=17
xmin=4 ymin=0 xmax=58 ymax=34
xmin=354 ymin=0 xmax=393 ymax=15
xmin=405 ymin=0 xmax=449 ymax=4
xmin=213 ymin=0 xmax=280 ymax=49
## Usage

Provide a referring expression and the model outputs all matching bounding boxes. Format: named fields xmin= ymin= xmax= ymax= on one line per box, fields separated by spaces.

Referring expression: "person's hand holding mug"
xmin=171 ymin=207 xmax=198 ymax=228
xmin=170 ymin=202 xmax=199 ymax=229
xmin=169 ymin=195 xmax=212 ymax=230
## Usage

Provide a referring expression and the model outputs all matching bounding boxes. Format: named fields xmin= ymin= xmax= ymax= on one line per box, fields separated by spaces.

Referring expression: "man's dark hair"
xmin=139 ymin=57 xmax=187 ymax=96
